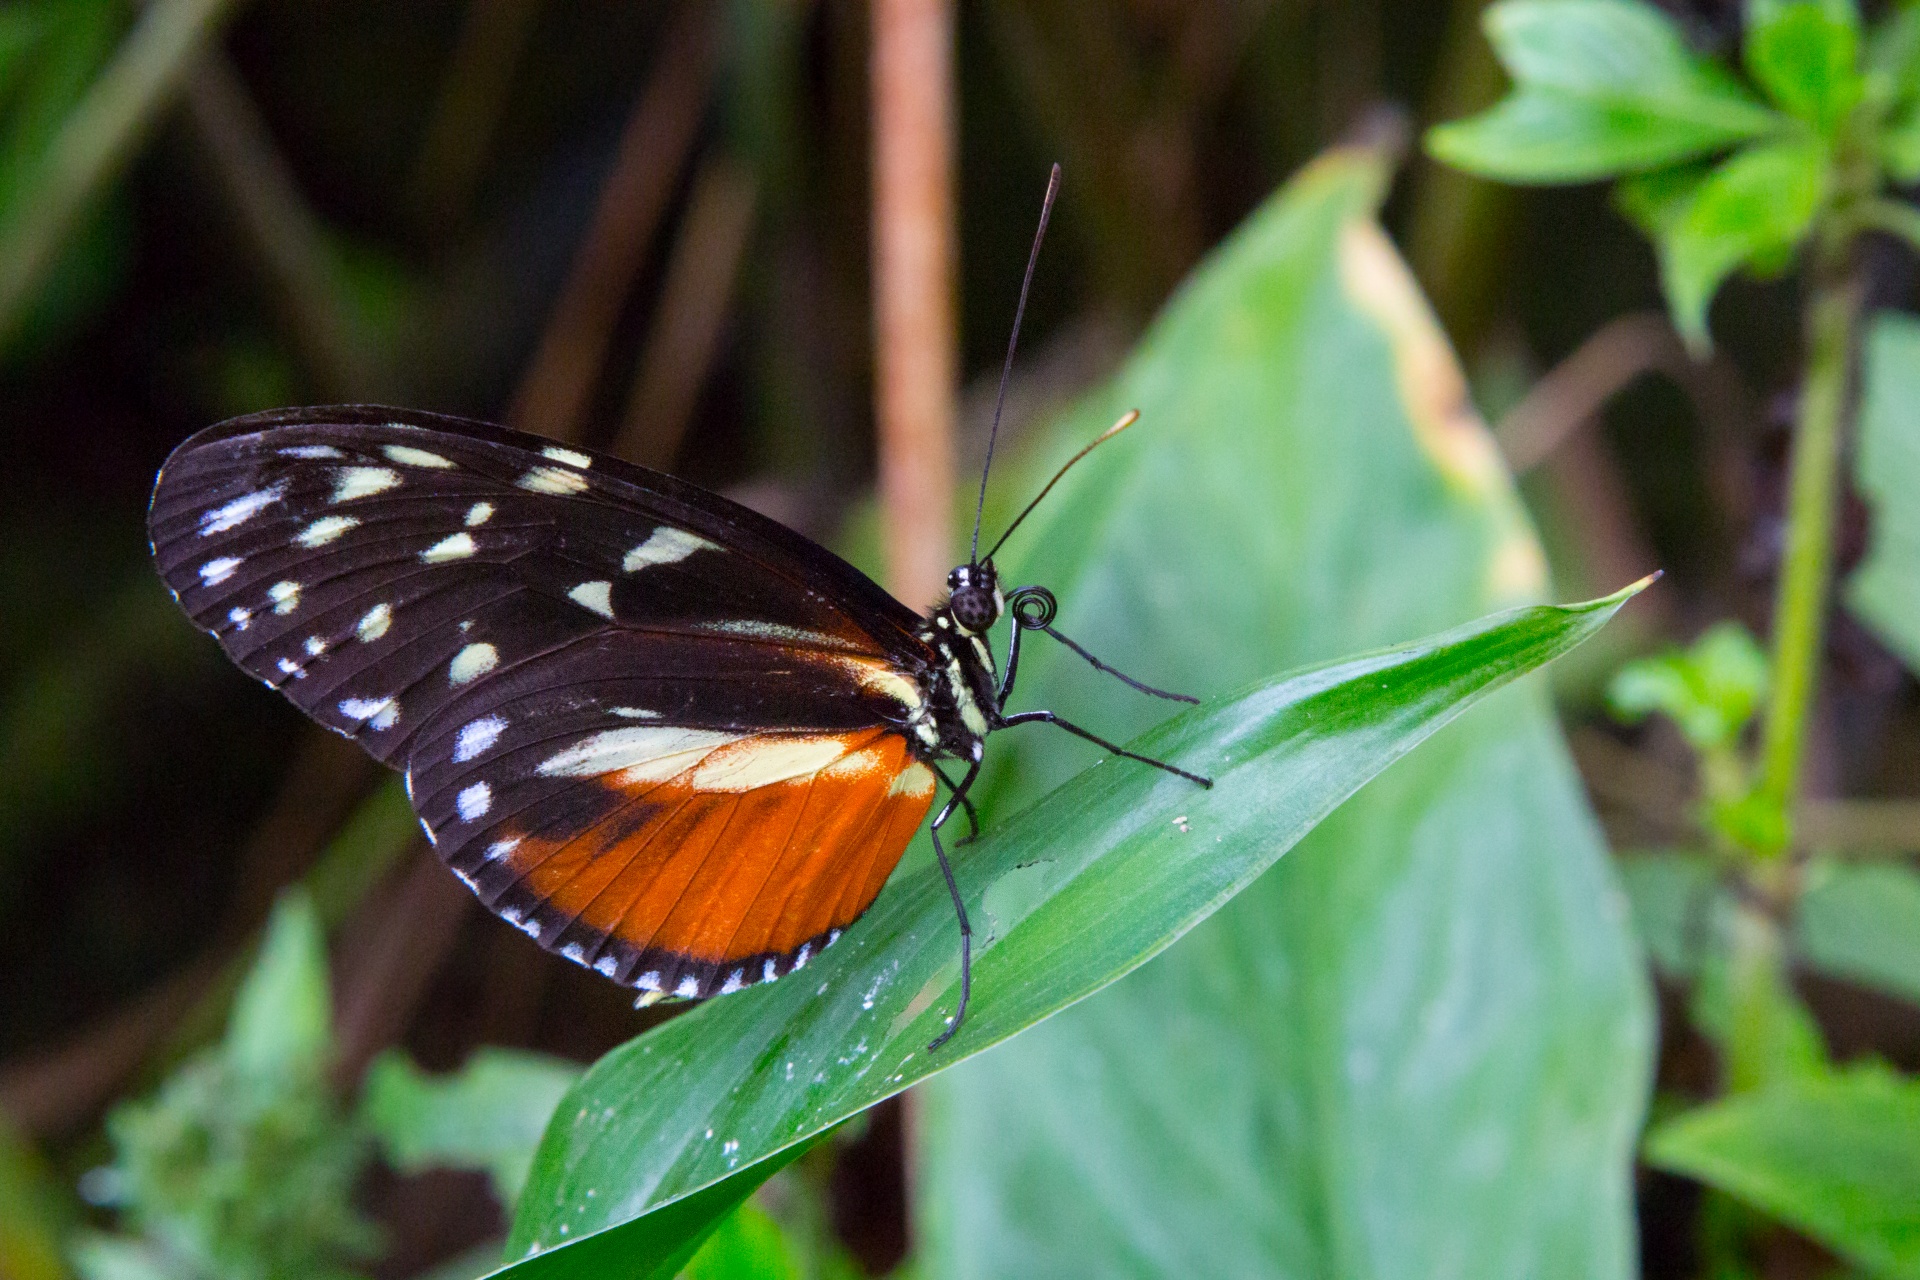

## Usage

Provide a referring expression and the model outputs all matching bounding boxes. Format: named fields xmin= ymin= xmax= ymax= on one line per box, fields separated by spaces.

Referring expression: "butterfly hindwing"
xmin=149 ymin=407 xmax=943 ymax=996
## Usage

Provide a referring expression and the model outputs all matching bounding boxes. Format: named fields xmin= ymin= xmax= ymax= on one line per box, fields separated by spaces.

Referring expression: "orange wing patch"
xmin=481 ymin=727 xmax=936 ymax=998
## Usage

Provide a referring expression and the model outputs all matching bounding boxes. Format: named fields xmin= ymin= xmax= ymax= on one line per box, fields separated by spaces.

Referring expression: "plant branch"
xmin=1754 ymin=269 xmax=1862 ymax=854
xmin=0 ymin=0 xmax=245 ymax=350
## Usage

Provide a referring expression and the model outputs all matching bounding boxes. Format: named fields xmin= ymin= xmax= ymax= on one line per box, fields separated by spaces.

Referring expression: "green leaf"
xmin=225 ymin=887 xmax=331 ymax=1080
xmin=1607 ymin=621 xmax=1769 ymax=753
xmin=490 ymin=590 xmax=1643 ymax=1275
xmin=1867 ymin=3 xmax=1920 ymax=111
xmin=1618 ymin=849 xmax=1717 ymax=979
xmin=1796 ymin=860 xmax=1920 ymax=1007
xmin=1645 ymin=1066 xmax=1920 ymax=1278
xmin=1745 ymin=2 xmax=1864 ymax=131
xmin=681 ymin=1203 xmax=800 ymax=1280
xmin=362 ymin=1049 xmax=582 ymax=1208
xmin=1426 ymin=0 xmax=1778 ymax=182
xmin=1846 ymin=312 xmax=1920 ymax=672
xmin=916 ymin=150 xmax=1648 ymax=1279
xmin=1653 ymin=139 xmax=1829 ymax=352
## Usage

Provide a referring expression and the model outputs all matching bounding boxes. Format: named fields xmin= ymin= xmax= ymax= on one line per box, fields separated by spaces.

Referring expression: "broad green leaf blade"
xmin=681 ymin=1203 xmax=801 ymax=1280
xmin=1426 ymin=0 xmax=1778 ymax=182
xmin=1795 ymin=861 xmax=1920 ymax=1007
xmin=1618 ymin=849 xmax=1716 ymax=979
xmin=491 ymin=587 xmax=1641 ymax=1276
xmin=1745 ymin=1 xmax=1864 ymax=130
xmin=361 ymin=1049 xmax=582 ymax=1206
xmin=225 ymin=887 xmax=330 ymax=1079
xmin=1655 ymin=139 xmax=1828 ymax=351
xmin=919 ymin=149 xmax=1649 ymax=1280
xmin=1645 ymin=1067 xmax=1920 ymax=1278
xmin=1846 ymin=312 xmax=1920 ymax=671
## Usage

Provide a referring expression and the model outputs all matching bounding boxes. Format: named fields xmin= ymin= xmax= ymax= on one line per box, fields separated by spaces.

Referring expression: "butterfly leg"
xmin=931 ymin=762 xmax=982 ymax=843
xmin=999 ymin=709 xmax=1213 ymax=788
xmin=927 ymin=757 xmax=981 ymax=1053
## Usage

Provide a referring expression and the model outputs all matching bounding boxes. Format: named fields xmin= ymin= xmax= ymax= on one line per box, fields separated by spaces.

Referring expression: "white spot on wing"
xmin=622 ymin=527 xmax=719 ymax=571
xmin=674 ymin=975 xmax=700 ymax=998
xmin=279 ymin=444 xmax=342 ymax=459
xmin=720 ymin=970 xmax=744 ymax=994
xmin=421 ymin=532 xmax=477 ymax=562
xmin=383 ymin=444 xmax=454 ymax=468
xmin=608 ymin=706 xmax=660 ymax=719
xmin=536 ymin=726 xmax=739 ymax=784
xmin=199 ymin=557 xmax=242 ymax=585
xmin=541 ymin=446 xmax=593 ymax=468
xmin=454 ymin=715 xmax=507 ymax=762
xmin=457 ymin=782 xmax=492 ymax=821
xmin=567 ymin=580 xmax=614 ymax=618
xmin=339 ymin=696 xmax=399 ymax=731
xmin=355 ymin=602 xmax=391 ymax=642
xmin=465 ymin=502 xmax=494 ymax=526
xmin=519 ymin=465 xmax=589 ymax=495
xmin=762 ymin=960 xmax=777 ymax=984
xmin=484 ymin=837 xmax=521 ymax=861
xmin=295 ymin=515 xmax=359 ymax=547
xmin=449 ymin=642 xmax=498 ymax=684
xmin=703 ymin=620 xmax=855 ymax=650
xmin=331 ymin=466 xmax=402 ymax=502
xmin=594 ymin=955 xmax=619 ymax=977
xmin=200 ymin=483 xmax=286 ymax=535
xmin=304 ymin=636 xmax=326 ymax=656
xmin=269 ymin=581 xmax=302 ymax=614
xmin=560 ymin=942 xmax=587 ymax=962
xmin=227 ymin=606 xmax=251 ymax=631
xmin=636 ymin=971 xmax=662 ymax=992
xmin=277 ymin=658 xmax=304 ymax=678
xmin=793 ymin=943 xmax=811 ymax=970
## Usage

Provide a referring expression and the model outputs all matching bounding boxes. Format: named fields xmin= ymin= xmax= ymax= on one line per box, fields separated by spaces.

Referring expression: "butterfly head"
xmin=946 ymin=562 xmax=1003 ymax=634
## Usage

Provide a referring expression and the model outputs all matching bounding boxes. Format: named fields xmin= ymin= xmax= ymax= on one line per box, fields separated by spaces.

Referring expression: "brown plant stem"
xmin=871 ymin=0 xmax=958 ymax=606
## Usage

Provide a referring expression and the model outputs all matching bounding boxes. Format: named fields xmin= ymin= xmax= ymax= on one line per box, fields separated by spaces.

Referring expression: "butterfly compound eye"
xmin=951 ymin=586 xmax=999 ymax=632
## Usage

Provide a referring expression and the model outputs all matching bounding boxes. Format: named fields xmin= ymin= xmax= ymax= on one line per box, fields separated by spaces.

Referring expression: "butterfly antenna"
xmin=982 ymin=409 xmax=1139 ymax=563
xmin=970 ymin=163 xmax=1062 ymax=566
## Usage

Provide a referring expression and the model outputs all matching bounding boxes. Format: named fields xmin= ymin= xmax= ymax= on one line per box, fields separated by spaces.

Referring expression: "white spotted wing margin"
xmin=148 ymin=406 xmax=945 ymax=996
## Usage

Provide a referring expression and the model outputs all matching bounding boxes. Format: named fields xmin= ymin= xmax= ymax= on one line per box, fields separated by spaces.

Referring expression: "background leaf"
xmin=1795 ymin=861 xmax=1920 ymax=1007
xmin=1425 ymin=0 xmax=1778 ymax=182
xmin=1745 ymin=1 xmax=1864 ymax=131
xmin=1847 ymin=311 xmax=1920 ymax=673
xmin=914 ymin=150 xmax=1650 ymax=1279
xmin=1644 ymin=1066 xmax=1920 ymax=1278
xmin=224 ymin=887 xmax=330 ymax=1080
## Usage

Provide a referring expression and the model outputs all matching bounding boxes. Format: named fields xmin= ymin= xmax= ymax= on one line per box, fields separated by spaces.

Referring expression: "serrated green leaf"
xmin=1745 ymin=2 xmax=1865 ymax=131
xmin=1655 ymin=139 xmax=1829 ymax=351
xmin=1846 ymin=311 xmax=1920 ymax=672
xmin=361 ymin=1048 xmax=582 ymax=1207
xmin=1426 ymin=0 xmax=1778 ymax=182
xmin=225 ymin=887 xmax=331 ymax=1080
xmin=1645 ymin=1066 xmax=1920 ymax=1278
xmin=1796 ymin=860 xmax=1920 ymax=1007
xmin=488 ymin=590 xmax=1643 ymax=1276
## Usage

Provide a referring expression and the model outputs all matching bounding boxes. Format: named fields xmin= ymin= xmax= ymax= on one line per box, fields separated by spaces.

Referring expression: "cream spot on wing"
xmin=199 ymin=557 xmax=242 ymax=585
xmin=383 ymin=444 xmax=455 ymax=468
xmin=227 ymin=606 xmax=251 ymax=631
xmin=567 ymin=580 xmax=614 ymax=618
xmin=540 ymin=446 xmax=593 ymax=468
xmin=536 ymin=727 xmax=740 ymax=785
xmin=269 ymin=580 xmax=302 ymax=614
xmin=457 ymin=782 xmax=492 ymax=821
xmin=890 ymin=762 xmax=937 ymax=798
xmin=833 ymin=657 xmax=923 ymax=712
xmin=449 ymin=642 xmax=498 ymax=684
xmin=331 ymin=466 xmax=402 ymax=502
xmin=339 ymin=696 xmax=399 ymax=731
xmin=622 ymin=527 xmax=719 ymax=571
xmin=279 ymin=444 xmax=342 ymax=459
xmin=701 ymin=620 xmax=859 ymax=651
xmin=304 ymin=636 xmax=326 ymax=656
xmin=421 ymin=532 xmax=477 ymax=562
xmin=355 ymin=602 xmax=391 ymax=642
xmin=608 ymin=706 xmax=660 ymax=719
xmin=465 ymin=501 xmax=494 ymax=526
xmin=454 ymin=715 xmax=507 ymax=762
xmin=690 ymin=735 xmax=854 ymax=791
xmin=518 ymin=465 xmax=589 ymax=495
xmin=295 ymin=515 xmax=360 ymax=547
xmin=200 ymin=483 xmax=286 ymax=535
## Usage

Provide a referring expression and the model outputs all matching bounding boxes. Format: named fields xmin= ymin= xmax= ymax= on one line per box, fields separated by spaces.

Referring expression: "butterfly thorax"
xmin=906 ymin=563 xmax=1005 ymax=764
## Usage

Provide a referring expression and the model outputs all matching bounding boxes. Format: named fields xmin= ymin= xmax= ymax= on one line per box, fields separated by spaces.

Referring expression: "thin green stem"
xmin=1754 ymin=265 xmax=1862 ymax=856
xmin=0 ymin=0 xmax=244 ymax=351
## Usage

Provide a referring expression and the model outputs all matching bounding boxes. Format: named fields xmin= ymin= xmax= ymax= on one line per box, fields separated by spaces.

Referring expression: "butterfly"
xmin=146 ymin=170 xmax=1207 ymax=1050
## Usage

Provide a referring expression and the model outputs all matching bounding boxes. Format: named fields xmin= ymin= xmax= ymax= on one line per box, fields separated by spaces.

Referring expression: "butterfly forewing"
xmin=149 ymin=407 xmax=941 ymax=996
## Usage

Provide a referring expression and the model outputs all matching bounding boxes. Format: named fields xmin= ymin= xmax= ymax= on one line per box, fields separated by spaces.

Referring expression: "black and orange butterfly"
xmin=147 ymin=170 xmax=1206 ymax=1048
